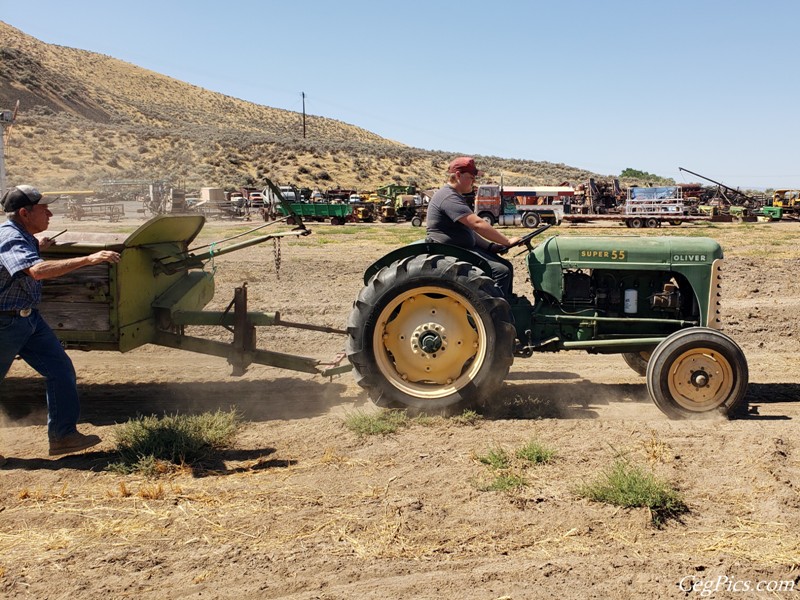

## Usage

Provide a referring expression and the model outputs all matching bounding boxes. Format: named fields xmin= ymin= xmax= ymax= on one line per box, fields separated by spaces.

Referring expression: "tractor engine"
xmin=561 ymin=269 xmax=686 ymax=317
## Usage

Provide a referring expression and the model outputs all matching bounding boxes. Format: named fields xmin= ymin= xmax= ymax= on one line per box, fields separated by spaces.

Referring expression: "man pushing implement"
xmin=0 ymin=185 xmax=120 ymax=464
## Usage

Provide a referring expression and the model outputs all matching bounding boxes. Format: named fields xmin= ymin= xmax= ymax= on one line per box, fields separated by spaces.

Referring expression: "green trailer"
xmin=278 ymin=202 xmax=352 ymax=225
xmin=39 ymin=214 xmax=349 ymax=377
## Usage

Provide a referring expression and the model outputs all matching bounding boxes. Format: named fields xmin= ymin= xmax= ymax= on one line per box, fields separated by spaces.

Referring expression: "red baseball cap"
xmin=448 ymin=156 xmax=480 ymax=176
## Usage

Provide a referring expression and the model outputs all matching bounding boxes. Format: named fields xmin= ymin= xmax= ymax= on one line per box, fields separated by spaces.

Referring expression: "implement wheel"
xmin=646 ymin=328 xmax=748 ymax=419
xmin=346 ymin=254 xmax=515 ymax=413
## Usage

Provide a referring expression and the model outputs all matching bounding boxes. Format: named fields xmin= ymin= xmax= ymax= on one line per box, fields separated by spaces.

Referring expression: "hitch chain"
xmin=273 ymin=237 xmax=282 ymax=279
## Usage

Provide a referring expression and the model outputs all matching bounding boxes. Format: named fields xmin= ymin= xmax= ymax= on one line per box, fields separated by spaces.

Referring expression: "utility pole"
xmin=0 ymin=101 xmax=19 ymax=196
xmin=0 ymin=117 xmax=6 ymax=197
xmin=301 ymin=92 xmax=306 ymax=139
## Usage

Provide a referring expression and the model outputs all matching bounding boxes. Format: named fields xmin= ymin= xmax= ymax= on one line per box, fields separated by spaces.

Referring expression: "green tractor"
xmin=346 ymin=227 xmax=749 ymax=419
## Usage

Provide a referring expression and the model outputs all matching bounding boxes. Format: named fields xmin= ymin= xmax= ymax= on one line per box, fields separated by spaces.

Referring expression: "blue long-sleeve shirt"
xmin=0 ymin=220 xmax=44 ymax=310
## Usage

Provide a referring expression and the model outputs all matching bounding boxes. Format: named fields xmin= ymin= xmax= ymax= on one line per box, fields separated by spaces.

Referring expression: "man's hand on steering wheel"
xmin=506 ymin=224 xmax=553 ymax=250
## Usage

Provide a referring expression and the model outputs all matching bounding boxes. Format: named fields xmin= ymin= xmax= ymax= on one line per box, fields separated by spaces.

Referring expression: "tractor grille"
xmin=708 ymin=258 xmax=724 ymax=329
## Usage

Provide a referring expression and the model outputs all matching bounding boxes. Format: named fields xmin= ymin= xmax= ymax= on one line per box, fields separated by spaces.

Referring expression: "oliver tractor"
xmin=346 ymin=226 xmax=749 ymax=419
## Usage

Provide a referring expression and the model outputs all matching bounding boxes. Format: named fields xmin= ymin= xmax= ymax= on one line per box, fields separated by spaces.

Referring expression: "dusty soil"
xmin=2 ymin=214 xmax=800 ymax=599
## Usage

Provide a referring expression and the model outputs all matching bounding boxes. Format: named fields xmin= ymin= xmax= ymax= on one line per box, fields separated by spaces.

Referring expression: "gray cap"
xmin=1 ymin=185 xmax=55 ymax=212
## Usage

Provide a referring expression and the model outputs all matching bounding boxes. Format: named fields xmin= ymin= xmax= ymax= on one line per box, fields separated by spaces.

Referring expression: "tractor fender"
xmin=362 ymin=241 xmax=494 ymax=285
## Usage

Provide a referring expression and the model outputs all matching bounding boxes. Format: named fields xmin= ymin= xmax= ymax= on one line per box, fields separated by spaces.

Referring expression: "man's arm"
xmin=459 ymin=213 xmax=521 ymax=247
xmin=25 ymin=250 xmax=121 ymax=281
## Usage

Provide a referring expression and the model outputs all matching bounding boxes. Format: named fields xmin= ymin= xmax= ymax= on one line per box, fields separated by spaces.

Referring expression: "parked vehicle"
xmin=562 ymin=186 xmax=710 ymax=227
xmin=278 ymin=201 xmax=352 ymax=225
xmin=771 ymin=189 xmax=800 ymax=217
xmin=351 ymin=204 xmax=375 ymax=222
xmin=475 ymin=184 xmax=565 ymax=227
xmin=279 ymin=185 xmax=301 ymax=203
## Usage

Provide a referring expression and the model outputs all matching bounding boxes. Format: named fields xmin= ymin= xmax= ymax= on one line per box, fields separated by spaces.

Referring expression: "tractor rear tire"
xmin=646 ymin=328 xmax=748 ymax=419
xmin=622 ymin=350 xmax=652 ymax=377
xmin=346 ymin=254 xmax=515 ymax=414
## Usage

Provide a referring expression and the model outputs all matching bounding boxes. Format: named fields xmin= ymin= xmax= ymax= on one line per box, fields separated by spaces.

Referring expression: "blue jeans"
xmin=0 ymin=310 xmax=80 ymax=440
xmin=472 ymin=248 xmax=514 ymax=297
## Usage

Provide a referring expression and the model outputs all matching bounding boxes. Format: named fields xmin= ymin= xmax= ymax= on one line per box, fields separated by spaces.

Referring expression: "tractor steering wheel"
xmin=505 ymin=224 xmax=552 ymax=252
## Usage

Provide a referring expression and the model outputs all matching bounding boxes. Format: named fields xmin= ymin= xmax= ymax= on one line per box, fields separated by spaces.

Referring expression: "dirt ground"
xmin=1 ymin=213 xmax=800 ymax=599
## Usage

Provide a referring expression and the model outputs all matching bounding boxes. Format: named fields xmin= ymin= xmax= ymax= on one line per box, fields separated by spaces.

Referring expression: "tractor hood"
xmin=531 ymin=236 xmax=723 ymax=268
xmin=529 ymin=236 xmax=724 ymax=328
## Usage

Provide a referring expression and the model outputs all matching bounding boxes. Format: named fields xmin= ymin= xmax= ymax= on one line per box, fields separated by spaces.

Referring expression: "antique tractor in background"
xmin=346 ymin=227 xmax=749 ymax=419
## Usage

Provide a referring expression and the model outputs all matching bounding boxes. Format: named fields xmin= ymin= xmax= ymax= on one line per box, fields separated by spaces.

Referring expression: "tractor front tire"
xmin=346 ymin=254 xmax=515 ymax=414
xmin=646 ymin=328 xmax=748 ymax=419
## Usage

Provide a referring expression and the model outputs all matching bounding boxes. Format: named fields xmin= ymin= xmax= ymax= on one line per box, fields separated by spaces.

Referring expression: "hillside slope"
xmin=0 ymin=21 xmax=623 ymax=192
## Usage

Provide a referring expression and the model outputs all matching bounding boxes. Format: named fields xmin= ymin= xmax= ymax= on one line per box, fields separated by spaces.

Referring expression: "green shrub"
xmin=109 ymin=409 xmax=241 ymax=475
xmin=343 ymin=409 xmax=409 ymax=436
xmin=577 ymin=460 xmax=688 ymax=526
xmin=516 ymin=440 xmax=556 ymax=464
xmin=476 ymin=447 xmax=511 ymax=470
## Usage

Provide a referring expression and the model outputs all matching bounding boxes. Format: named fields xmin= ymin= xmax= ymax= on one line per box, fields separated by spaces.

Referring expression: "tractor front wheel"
xmin=646 ymin=328 xmax=748 ymax=419
xmin=346 ymin=255 xmax=515 ymax=413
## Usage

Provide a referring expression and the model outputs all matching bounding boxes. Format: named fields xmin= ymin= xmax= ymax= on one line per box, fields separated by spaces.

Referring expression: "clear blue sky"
xmin=2 ymin=0 xmax=798 ymax=188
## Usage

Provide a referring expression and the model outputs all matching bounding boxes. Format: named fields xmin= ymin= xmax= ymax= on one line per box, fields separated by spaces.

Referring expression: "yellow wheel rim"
xmin=666 ymin=347 xmax=735 ymax=412
xmin=373 ymin=286 xmax=487 ymax=400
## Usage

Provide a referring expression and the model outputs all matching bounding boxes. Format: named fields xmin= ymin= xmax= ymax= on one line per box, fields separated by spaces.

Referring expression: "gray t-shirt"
xmin=425 ymin=185 xmax=476 ymax=248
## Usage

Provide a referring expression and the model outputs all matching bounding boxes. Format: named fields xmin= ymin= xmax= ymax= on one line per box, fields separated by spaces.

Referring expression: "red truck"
xmin=474 ymin=184 xmax=569 ymax=227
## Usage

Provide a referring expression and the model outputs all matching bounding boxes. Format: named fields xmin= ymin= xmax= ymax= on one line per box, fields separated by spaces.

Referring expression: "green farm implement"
xmin=40 ymin=198 xmax=349 ymax=377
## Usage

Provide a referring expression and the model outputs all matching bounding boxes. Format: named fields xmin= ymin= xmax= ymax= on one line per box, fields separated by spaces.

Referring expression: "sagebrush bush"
xmin=110 ymin=409 xmax=241 ymax=475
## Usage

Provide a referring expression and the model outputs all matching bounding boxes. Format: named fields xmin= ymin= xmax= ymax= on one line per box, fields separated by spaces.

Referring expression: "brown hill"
xmin=0 ymin=21 xmax=634 ymax=194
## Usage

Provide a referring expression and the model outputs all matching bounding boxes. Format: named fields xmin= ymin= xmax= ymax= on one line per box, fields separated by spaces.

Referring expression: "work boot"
xmin=49 ymin=432 xmax=102 ymax=456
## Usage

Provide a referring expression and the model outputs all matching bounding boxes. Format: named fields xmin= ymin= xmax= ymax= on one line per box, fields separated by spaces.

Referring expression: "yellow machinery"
xmin=772 ymin=189 xmax=800 ymax=211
